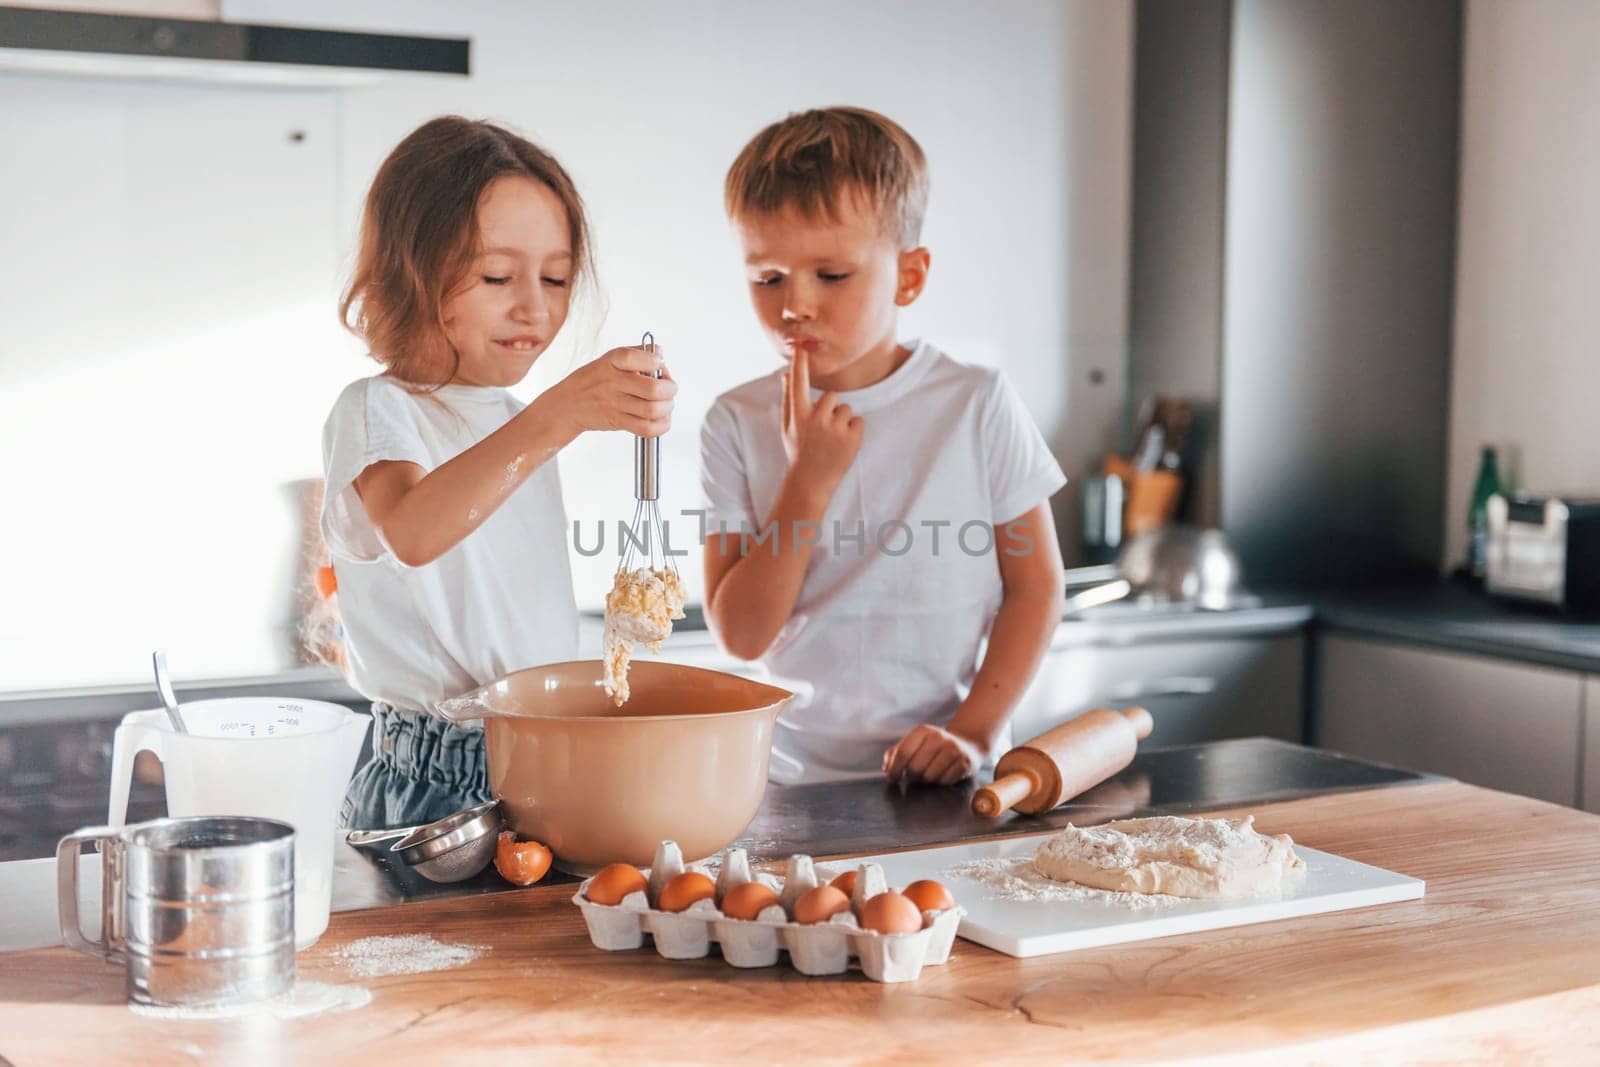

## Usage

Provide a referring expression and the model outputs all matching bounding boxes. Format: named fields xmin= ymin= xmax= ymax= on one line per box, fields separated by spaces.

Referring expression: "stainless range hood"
xmin=0 ymin=5 xmax=469 ymax=86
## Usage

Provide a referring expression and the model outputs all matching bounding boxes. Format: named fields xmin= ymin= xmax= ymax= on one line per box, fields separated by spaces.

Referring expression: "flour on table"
xmin=1032 ymin=815 xmax=1305 ymax=899
xmin=335 ymin=933 xmax=486 ymax=978
xmin=947 ymin=856 xmax=1180 ymax=910
xmin=129 ymin=981 xmax=371 ymax=1021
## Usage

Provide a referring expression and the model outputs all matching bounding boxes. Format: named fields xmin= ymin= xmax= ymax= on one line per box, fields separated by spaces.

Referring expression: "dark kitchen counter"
xmin=362 ymin=737 xmax=1434 ymax=901
xmin=1306 ymin=582 xmax=1600 ymax=674
xmin=0 ymin=736 xmax=1435 ymax=952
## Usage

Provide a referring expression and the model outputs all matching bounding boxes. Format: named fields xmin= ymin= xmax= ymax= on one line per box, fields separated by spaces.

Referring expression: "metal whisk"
xmin=618 ymin=331 xmax=678 ymax=578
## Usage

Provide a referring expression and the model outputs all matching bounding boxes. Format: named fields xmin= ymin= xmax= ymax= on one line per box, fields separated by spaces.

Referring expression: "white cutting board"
xmin=842 ymin=833 xmax=1424 ymax=958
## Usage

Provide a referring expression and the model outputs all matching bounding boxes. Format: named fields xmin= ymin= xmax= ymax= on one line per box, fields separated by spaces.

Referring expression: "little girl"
xmin=322 ymin=116 xmax=675 ymax=829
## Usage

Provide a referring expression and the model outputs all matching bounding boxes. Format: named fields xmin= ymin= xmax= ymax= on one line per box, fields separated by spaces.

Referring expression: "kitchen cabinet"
xmin=1314 ymin=635 xmax=1583 ymax=807
xmin=1011 ymin=626 xmax=1305 ymax=747
xmin=1585 ymin=676 xmax=1599 ymax=815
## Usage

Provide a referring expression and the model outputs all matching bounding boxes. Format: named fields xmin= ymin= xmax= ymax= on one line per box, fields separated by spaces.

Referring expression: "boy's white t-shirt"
xmin=320 ymin=375 xmax=579 ymax=719
xmin=699 ymin=340 xmax=1066 ymax=784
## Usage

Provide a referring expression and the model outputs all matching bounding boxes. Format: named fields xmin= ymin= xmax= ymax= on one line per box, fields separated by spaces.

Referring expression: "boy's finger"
xmin=924 ymin=748 xmax=960 ymax=784
xmin=781 ymin=370 xmax=793 ymax=433
xmin=792 ymin=347 xmax=812 ymax=415
xmin=905 ymin=737 xmax=941 ymax=779
xmin=883 ymin=741 xmax=903 ymax=780
xmin=886 ymin=731 xmax=925 ymax=780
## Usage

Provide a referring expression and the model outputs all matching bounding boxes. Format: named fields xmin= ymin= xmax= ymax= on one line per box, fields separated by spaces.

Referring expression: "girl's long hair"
xmin=341 ymin=116 xmax=593 ymax=386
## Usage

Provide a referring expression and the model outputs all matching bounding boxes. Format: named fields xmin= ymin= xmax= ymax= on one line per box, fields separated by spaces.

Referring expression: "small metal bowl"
xmin=346 ymin=800 xmax=502 ymax=883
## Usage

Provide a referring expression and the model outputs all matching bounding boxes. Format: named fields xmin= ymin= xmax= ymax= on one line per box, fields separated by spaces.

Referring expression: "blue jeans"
xmin=339 ymin=703 xmax=492 ymax=830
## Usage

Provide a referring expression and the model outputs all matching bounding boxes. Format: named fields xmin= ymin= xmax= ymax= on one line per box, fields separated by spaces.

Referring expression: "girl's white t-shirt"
xmin=699 ymin=340 xmax=1067 ymax=784
xmin=320 ymin=375 xmax=579 ymax=719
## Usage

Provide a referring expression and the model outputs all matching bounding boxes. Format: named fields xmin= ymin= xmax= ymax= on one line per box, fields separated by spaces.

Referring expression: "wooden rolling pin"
xmin=972 ymin=707 xmax=1153 ymax=819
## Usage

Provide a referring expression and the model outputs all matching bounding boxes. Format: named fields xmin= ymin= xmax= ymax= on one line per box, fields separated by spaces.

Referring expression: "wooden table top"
xmin=4 ymin=780 xmax=1600 ymax=1065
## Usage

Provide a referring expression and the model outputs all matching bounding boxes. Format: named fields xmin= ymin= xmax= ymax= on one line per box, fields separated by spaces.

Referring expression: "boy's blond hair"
xmin=724 ymin=106 xmax=929 ymax=250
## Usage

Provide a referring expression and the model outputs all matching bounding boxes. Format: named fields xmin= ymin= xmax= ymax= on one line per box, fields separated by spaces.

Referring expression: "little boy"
xmin=700 ymin=107 xmax=1066 ymax=786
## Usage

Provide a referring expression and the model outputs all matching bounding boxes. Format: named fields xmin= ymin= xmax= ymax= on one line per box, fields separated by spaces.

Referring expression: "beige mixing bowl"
xmin=438 ymin=660 xmax=791 ymax=874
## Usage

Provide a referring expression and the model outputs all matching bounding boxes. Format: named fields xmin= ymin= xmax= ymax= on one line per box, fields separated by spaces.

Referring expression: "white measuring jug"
xmin=108 ymin=697 xmax=369 ymax=949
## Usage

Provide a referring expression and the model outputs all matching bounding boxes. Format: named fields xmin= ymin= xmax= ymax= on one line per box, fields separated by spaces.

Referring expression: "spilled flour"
xmin=335 ymin=933 xmax=486 ymax=978
xmin=130 ymin=981 xmax=371 ymax=1021
xmin=948 ymin=856 xmax=1182 ymax=911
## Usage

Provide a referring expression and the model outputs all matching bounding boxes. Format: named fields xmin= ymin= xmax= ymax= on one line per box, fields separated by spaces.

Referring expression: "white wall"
xmin=1 ymin=0 xmax=1133 ymax=691
xmin=0 ymin=77 xmax=351 ymax=691
xmin=1446 ymin=0 xmax=1600 ymax=568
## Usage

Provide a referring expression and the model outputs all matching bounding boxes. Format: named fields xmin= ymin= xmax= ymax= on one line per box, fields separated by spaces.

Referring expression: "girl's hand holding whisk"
xmin=550 ymin=345 xmax=676 ymax=439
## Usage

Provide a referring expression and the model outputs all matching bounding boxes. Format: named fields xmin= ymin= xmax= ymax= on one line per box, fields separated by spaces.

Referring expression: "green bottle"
xmin=1467 ymin=445 xmax=1501 ymax=579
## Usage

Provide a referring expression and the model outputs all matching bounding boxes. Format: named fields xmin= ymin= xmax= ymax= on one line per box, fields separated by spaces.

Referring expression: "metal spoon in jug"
xmin=151 ymin=650 xmax=188 ymax=734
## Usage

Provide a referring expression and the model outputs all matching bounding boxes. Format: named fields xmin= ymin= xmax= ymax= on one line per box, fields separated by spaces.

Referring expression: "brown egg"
xmin=902 ymin=879 xmax=956 ymax=914
xmin=793 ymin=885 xmax=853 ymax=925
xmin=721 ymin=881 xmax=780 ymax=921
xmin=828 ymin=869 xmax=858 ymax=897
xmin=860 ymin=891 xmax=924 ymax=934
xmin=585 ymin=863 xmax=647 ymax=906
xmin=657 ymin=871 xmax=717 ymax=913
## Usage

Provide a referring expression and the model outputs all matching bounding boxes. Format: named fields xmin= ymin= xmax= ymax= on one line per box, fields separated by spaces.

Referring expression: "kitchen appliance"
xmin=1486 ymin=493 xmax=1600 ymax=613
xmin=437 ymin=660 xmax=791 ymax=874
xmin=57 ymin=815 xmax=295 ymax=1007
xmin=0 ymin=5 xmax=469 ymax=86
xmin=107 ymin=698 xmax=369 ymax=949
xmin=851 ymin=834 xmax=1424 ymax=958
xmin=1064 ymin=525 xmax=1249 ymax=615
xmin=345 ymin=800 xmax=503 ymax=883
xmin=973 ymin=707 xmax=1153 ymax=819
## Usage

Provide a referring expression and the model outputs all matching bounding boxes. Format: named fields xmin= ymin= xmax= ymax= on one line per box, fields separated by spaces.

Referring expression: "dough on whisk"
xmin=1032 ymin=815 xmax=1305 ymax=899
xmin=602 ymin=567 xmax=685 ymax=705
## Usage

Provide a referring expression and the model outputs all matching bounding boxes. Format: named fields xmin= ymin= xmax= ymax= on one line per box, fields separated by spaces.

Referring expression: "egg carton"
xmin=571 ymin=840 xmax=963 ymax=983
